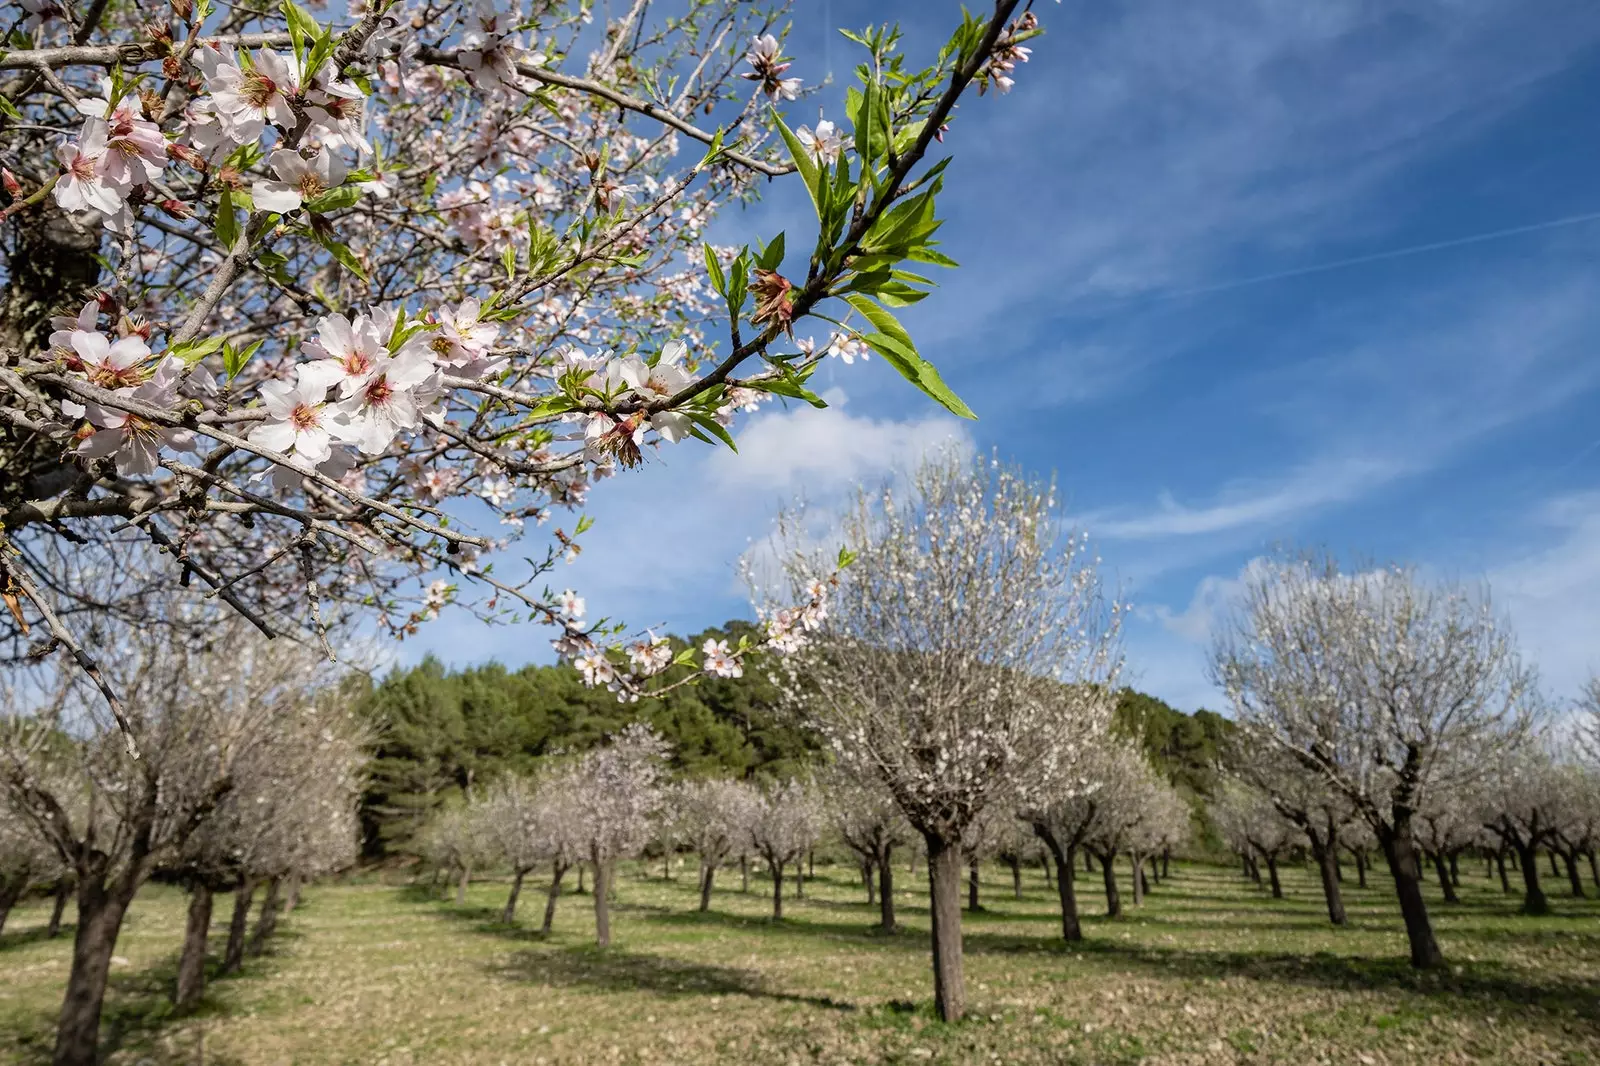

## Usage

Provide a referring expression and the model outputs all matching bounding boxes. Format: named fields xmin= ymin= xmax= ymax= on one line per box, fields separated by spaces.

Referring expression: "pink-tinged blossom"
xmin=253 ymin=147 xmax=347 ymax=215
xmin=53 ymin=123 xmax=125 ymax=217
xmin=306 ymin=78 xmax=372 ymax=156
xmin=69 ymin=330 xmax=149 ymax=390
xmin=328 ymin=347 xmax=436 ymax=455
xmin=298 ymin=312 xmax=388 ymax=398
xmin=247 ymin=370 xmax=334 ymax=464
xmin=48 ymin=301 xmax=98 ymax=352
xmin=796 ymin=120 xmax=850 ymax=164
xmin=423 ymin=579 xmax=451 ymax=620
xmin=627 ymin=633 xmax=672 ymax=676
xmin=91 ymin=108 xmax=166 ymax=187
xmin=575 ymin=650 xmax=615 ymax=687
xmin=827 ymin=332 xmax=868 ymax=364
xmin=479 ymin=476 xmax=513 ymax=506
xmin=557 ymin=588 xmax=586 ymax=623
xmin=430 ymin=298 xmax=500 ymax=369
xmin=460 ymin=1 xmax=529 ymax=94
xmin=740 ymin=35 xmax=801 ymax=100
xmin=76 ymin=378 xmax=197 ymax=477
xmin=203 ymin=47 xmax=300 ymax=142
xmin=20 ymin=0 xmax=62 ymax=32
xmin=701 ymin=638 xmax=742 ymax=679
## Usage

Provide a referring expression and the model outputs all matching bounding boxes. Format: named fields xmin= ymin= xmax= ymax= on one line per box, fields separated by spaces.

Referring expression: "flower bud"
xmin=159 ymin=198 xmax=193 ymax=220
xmin=163 ymin=55 xmax=183 ymax=80
xmin=170 ymin=0 xmax=193 ymax=23
xmin=1 ymin=168 xmax=20 ymax=197
xmin=167 ymin=142 xmax=206 ymax=170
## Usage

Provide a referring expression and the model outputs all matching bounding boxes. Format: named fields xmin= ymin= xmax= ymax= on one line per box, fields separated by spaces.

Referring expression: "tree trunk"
xmin=795 ymin=859 xmax=804 ymax=899
xmin=502 ymin=869 xmax=525 ymax=923
xmin=1485 ymin=854 xmax=1493 ymax=879
xmin=924 ymin=835 xmax=967 ymax=1022
xmin=577 ymin=865 xmax=585 ymax=894
xmin=1354 ymin=848 xmax=1368 ymax=888
xmin=1264 ymin=852 xmax=1282 ymax=899
xmin=540 ymin=862 xmax=566 ymax=936
xmin=1099 ymin=850 xmax=1121 ymax=917
xmin=1161 ymin=849 xmax=1171 ymax=879
xmin=222 ymin=875 xmax=255 ymax=974
xmin=1379 ymin=820 xmax=1444 ymax=969
xmin=1312 ymin=836 xmax=1347 ymax=926
xmin=1008 ymin=857 xmax=1022 ymax=899
xmin=1549 ymin=850 xmax=1560 ymax=877
xmin=250 ymin=877 xmax=282 ymax=955
xmin=696 ymin=861 xmax=716 ymax=911
xmin=771 ymin=862 xmax=784 ymax=920
xmin=863 ymin=861 xmax=876 ymax=906
xmin=740 ymin=855 xmax=748 ymax=893
xmin=1509 ymin=849 xmax=1519 ymax=870
xmin=1431 ymin=851 xmax=1459 ymax=904
xmin=455 ymin=863 xmax=470 ymax=905
xmin=808 ymin=849 xmax=814 ymax=878
xmin=52 ymin=880 xmax=133 ymax=1066
xmin=1130 ymin=851 xmax=1145 ymax=905
xmin=1041 ymin=856 xmax=1053 ymax=890
xmin=1055 ymin=848 xmax=1081 ymax=941
xmin=1588 ymin=850 xmax=1599 ymax=892
xmin=877 ymin=853 xmax=897 ymax=932
xmin=1086 ymin=850 xmax=1095 ymax=873
xmin=48 ymin=880 xmax=70 ymax=937
xmin=592 ymin=861 xmax=612 ymax=946
xmin=1138 ymin=853 xmax=1151 ymax=898
xmin=283 ymin=872 xmax=302 ymax=914
xmin=1448 ymin=850 xmax=1461 ymax=886
xmin=175 ymin=883 xmax=214 ymax=1011
xmin=1496 ymin=848 xmax=1511 ymax=894
xmin=0 ymin=876 xmax=25 ymax=935
xmin=1240 ymin=853 xmax=1251 ymax=879
xmin=1515 ymin=841 xmax=1548 ymax=915
xmin=1560 ymin=851 xmax=1586 ymax=898
xmin=966 ymin=859 xmax=982 ymax=912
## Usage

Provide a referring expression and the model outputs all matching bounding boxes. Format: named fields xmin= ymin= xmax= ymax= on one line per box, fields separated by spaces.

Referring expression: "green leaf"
xmin=213 ymin=187 xmax=238 ymax=248
xmin=315 ymin=233 xmax=367 ymax=281
xmin=168 ymin=336 xmax=225 ymax=365
xmin=756 ymin=231 xmax=785 ymax=272
xmin=846 ymin=295 xmax=974 ymax=419
xmin=525 ymin=394 xmax=576 ymax=420
xmin=772 ymin=112 xmax=824 ymax=221
xmin=703 ymin=243 xmax=726 ymax=295
xmin=304 ymin=184 xmax=361 ymax=214
xmin=698 ymin=125 xmax=726 ymax=169
xmin=501 ymin=244 xmax=517 ymax=279
xmin=575 ymin=514 xmax=594 ymax=535
xmin=223 ymin=338 xmax=264 ymax=380
xmin=688 ymin=411 xmax=738 ymax=452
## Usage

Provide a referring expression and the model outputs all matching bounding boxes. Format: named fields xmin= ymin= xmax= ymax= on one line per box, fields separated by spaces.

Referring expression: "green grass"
xmin=2 ymin=860 xmax=1597 ymax=1065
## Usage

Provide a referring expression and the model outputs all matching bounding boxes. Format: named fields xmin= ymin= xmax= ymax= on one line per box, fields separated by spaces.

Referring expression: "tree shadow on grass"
xmin=0 ymin=922 xmax=70 ymax=952
xmin=488 ymin=943 xmax=858 ymax=1012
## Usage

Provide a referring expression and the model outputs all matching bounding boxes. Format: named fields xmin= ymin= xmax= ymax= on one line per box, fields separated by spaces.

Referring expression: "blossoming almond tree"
xmin=764 ymin=449 xmax=1120 ymax=1022
xmin=0 ymin=0 xmax=1046 ymax=736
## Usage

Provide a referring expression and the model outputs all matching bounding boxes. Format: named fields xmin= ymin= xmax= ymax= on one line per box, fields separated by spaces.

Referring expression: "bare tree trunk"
xmin=966 ymin=859 xmax=982 ymax=912
xmin=1312 ymin=836 xmax=1347 ymax=926
xmin=1430 ymin=851 xmax=1459 ymax=903
xmin=1008 ymin=857 xmax=1022 ymax=899
xmin=250 ymin=877 xmax=282 ymax=955
xmin=455 ymin=863 xmax=470 ymax=905
xmin=1515 ymin=841 xmax=1548 ymax=915
xmin=924 ymin=835 xmax=967 ymax=1022
xmin=1509 ymin=848 xmax=1519 ymax=870
xmin=1055 ymin=847 xmax=1081 ymax=941
xmin=592 ymin=861 xmax=612 ymax=946
xmin=771 ymin=862 xmax=784 ymax=920
xmin=1559 ymin=850 xmax=1586 ymax=898
xmin=1264 ymin=852 xmax=1282 ymax=899
xmin=1086 ymin=850 xmax=1094 ymax=873
xmin=502 ymin=870 xmax=526 ymax=923
xmin=699 ymin=862 xmax=717 ymax=912
xmin=175 ymin=883 xmax=214 ymax=1011
xmin=795 ymin=859 xmax=804 ymax=899
xmin=1496 ymin=848 xmax=1511 ymax=894
xmin=52 ymin=880 xmax=133 ymax=1066
xmin=863 ymin=861 xmax=876 ymax=906
xmin=663 ymin=850 xmax=671 ymax=880
xmin=1098 ymin=850 xmax=1121 ymax=917
xmin=222 ymin=875 xmax=255 ymax=975
xmin=740 ymin=855 xmax=749 ymax=893
xmin=1484 ymin=853 xmax=1493 ymax=879
xmin=1354 ymin=847 xmax=1368 ymax=889
xmin=0 ymin=876 xmax=25 ymax=935
xmin=1041 ymin=856 xmax=1053 ymax=890
xmin=1161 ymin=848 xmax=1171 ymax=879
xmin=1130 ymin=851 xmax=1145 ymax=906
xmin=1240 ymin=853 xmax=1251 ymax=879
xmin=48 ymin=879 xmax=71 ymax=937
xmin=877 ymin=852 xmax=897 ymax=932
xmin=1549 ymin=850 xmax=1560 ymax=877
xmin=1588 ymin=850 xmax=1599 ymax=892
xmin=283 ymin=872 xmax=302 ymax=914
xmin=808 ymin=849 xmax=815 ymax=879
xmin=540 ymin=862 xmax=566 ymax=936
xmin=1449 ymin=850 xmax=1461 ymax=886
xmin=1379 ymin=821 xmax=1444 ymax=969
xmin=577 ymin=865 xmax=585 ymax=894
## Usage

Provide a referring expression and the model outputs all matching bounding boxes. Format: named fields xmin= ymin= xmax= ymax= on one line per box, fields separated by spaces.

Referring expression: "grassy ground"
xmin=2 ymin=859 xmax=1597 ymax=1066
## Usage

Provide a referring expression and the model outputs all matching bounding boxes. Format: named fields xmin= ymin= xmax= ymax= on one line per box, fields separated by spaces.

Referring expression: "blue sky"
xmin=408 ymin=0 xmax=1600 ymax=713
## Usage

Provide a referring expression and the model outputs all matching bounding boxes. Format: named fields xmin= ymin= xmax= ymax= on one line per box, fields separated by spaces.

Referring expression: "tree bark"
xmin=250 ymin=877 xmax=282 ymax=955
xmin=1559 ymin=850 xmax=1586 ymax=898
xmin=863 ymin=860 xmax=876 ymax=905
xmin=1354 ymin=848 xmax=1368 ymax=888
xmin=283 ymin=872 xmax=302 ymax=914
xmin=52 ymin=880 xmax=133 ymax=1066
xmin=924 ymin=835 xmax=967 ymax=1022
xmin=1431 ymin=851 xmax=1459 ymax=903
xmin=577 ymin=864 xmax=585 ymax=894
xmin=1311 ymin=835 xmax=1347 ymax=926
xmin=502 ymin=869 xmax=526 ymax=923
xmin=1161 ymin=849 xmax=1171 ymax=879
xmin=966 ymin=859 xmax=982 ymax=912
xmin=1056 ymin=848 xmax=1082 ymax=941
xmin=222 ymin=875 xmax=255 ymax=974
xmin=0 ymin=876 xmax=25 ymax=935
xmin=1264 ymin=852 xmax=1282 ymax=899
xmin=740 ymin=855 xmax=748 ymax=893
xmin=1085 ymin=850 xmax=1094 ymax=873
xmin=1041 ymin=856 xmax=1053 ymax=890
xmin=1099 ymin=850 xmax=1121 ymax=917
xmin=877 ymin=852 xmax=897 ymax=932
xmin=592 ymin=861 xmax=613 ymax=946
xmin=1515 ymin=841 xmax=1548 ymax=915
xmin=1496 ymin=848 xmax=1511 ymax=894
xmin=1138 ymin=853 xmax=1151 ymax=897
xmin=771 ymin=862 xmax=784 ymax=920
xmin=175 ymin=883 xmax=214 ymax=1011
xmin=455 ymin=862 xmax=470 ymax=905
xmin=1130 ymin=851 xmax=1145 ymax=906
xmin=48 ymin=879 xmax=71 ymax=937
xmin=1008 ymin=857 xmax=1022 ymax=899
xmin=697 ymin=861 xmax=716 ymax=912
xmin=1549 ymin=850 xmax=1560 ymax=877
xmin=1587 ymin=850 xmax=1599 ymax=892
xmin=1448 ymin=850 xmax=1461 ymax=887
xmin=540 ymin=861 xmax=566 ymax=936
xmin=794 ymin=858 xmax=804 ymax=899
xmin=1379 ymin=820 xmax=1444 ymax=968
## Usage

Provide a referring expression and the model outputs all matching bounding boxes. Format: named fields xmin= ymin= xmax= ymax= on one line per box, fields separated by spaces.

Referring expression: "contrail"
xmin=1165 ymin=209 xmax=1600 ymax=300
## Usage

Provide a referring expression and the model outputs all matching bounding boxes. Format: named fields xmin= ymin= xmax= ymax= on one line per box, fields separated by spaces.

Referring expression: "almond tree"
xmin=566 ymin=723 xmax=669 ymax=945
xmin=0 ymin=598 xmax=340 ymax=1066
xmin=1083 ymin=753 xmax=1175 ymax=913
xmin=1477 ymin=747 xmax=1563 ymax=915
xmin=0 ymin=788 xmax=63 ymax=933
xmin=471 ymin=772 xmax=548 ymax=923
xmin=0 ymin=0 xmax=1047 ymax=738
xmin=1018 ymin=742 xmax=1133 ymax=942
xmin=1414 ymin=786 xmax=1474 ymax=905
xmin=672 ymin=777 xmax=757 ymax=913
xmin=1549 ymin=763 xmax=1599 ymax=895
xmin=829 ymin=775 xmax=911 ymax=931
xmin=1211 ymin=783 xmax=1295 ymax=900
xmin=767 ymin=449 xmax=1119 ymax=1021
xmin=745 ymin=777 xmax=820 ymax=920
xmin=1211 ymin=553 xmax=1534 ymax=969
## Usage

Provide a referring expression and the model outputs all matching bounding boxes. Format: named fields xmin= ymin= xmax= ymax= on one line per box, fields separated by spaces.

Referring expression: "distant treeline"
xmin=352 ymin=620 xmax=1230 ymax=857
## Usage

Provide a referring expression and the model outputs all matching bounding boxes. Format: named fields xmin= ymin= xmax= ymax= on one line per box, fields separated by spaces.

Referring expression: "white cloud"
xmin=1490 ymin=492 xmax=1600 ymax=698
